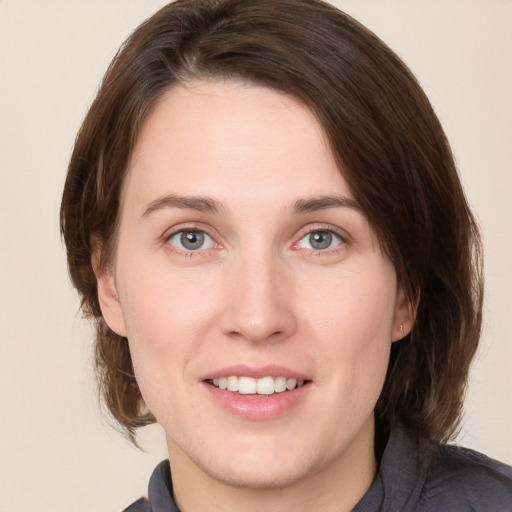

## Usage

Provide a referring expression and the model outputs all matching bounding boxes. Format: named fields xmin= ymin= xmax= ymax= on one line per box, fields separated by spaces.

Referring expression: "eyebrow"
xmin=141 ymin=193 xmax=360 ymax=218
xmin=142 ymin=194 xmax=222 ymax=217
xmin=292 ymin=195 xmax=360 ymax=214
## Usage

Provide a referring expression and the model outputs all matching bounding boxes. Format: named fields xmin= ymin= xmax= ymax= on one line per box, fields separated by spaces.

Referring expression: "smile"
xmin=208 ymin=376 xmax=306 ymax=395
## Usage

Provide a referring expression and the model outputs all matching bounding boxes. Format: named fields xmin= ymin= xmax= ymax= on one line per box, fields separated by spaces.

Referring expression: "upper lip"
xmin=199 ymin=364 xmax=311 ymax=382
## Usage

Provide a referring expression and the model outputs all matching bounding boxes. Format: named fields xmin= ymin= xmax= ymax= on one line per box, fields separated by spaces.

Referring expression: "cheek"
xmin=114 ymin=260 xmax=227 ymax=414
xmin=115 ymin=262 xmax=217 ymax=416
xmin=117 ymin=255 xmax=219 ymax=342
xmin=301 ymin=266 xmax=396 ymax=386
xmin=303 ymin=267 xmax=396 ymax=338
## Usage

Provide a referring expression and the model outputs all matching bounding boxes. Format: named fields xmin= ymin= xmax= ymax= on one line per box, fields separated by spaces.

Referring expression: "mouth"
xmin=206 ymin=376 xmax=308 ymax=395
xmin=202 ymin=367 xmax=312 ymax=419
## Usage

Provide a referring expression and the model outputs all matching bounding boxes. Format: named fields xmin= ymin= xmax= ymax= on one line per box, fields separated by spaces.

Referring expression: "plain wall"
xmin=1 ymin=1 xmax=511 ymax=510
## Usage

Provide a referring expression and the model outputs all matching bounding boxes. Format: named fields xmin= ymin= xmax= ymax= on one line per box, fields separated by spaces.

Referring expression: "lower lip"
xmin=202 ymin=382 xmax=312 ymax=420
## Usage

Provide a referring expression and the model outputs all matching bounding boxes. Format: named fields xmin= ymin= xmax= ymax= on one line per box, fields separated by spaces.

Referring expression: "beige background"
xmin=1 ymin=1 xmax=511 ymax=510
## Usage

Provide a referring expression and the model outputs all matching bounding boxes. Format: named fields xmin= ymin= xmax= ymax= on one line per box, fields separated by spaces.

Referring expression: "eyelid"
xmin=161 ymin=222 xmax=349 ymax=255
xmin=292 ymin=224 xmax=350 ymax=251
xmin=163 ymin=223 xmax=222 ymax=254
xmin=163 ymin=221 xmax=218 ymax=240
xmin=169 ymin=230 xmax=215 ymax=250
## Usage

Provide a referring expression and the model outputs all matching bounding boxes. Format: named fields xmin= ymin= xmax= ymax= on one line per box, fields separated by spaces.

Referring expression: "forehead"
xmin=123 ymin=80 xmax=351 ymax=211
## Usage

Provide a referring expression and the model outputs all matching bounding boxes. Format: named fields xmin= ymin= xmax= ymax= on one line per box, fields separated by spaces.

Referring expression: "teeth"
xmin=286 ymin=378 xmax=297 ymax=390
xmin=274 ymin=376 xmax=287 ymax=393
xmin=257 ymin=376 xmax=275 ymax=395
xmin=209 ymin=376 xmax=306 ymax=395
xmin=238 ymin=376 xmax=257 ymax=394
xmin=227 ymin=376 xmax=238 ymax=392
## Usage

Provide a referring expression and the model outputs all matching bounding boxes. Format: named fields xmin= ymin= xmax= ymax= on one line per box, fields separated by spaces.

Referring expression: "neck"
xmin=167 ymin=417 xmax=377 ymax=512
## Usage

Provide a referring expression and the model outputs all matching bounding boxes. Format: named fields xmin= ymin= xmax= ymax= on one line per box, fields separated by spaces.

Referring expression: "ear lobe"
xmin=391 ymin=286 xmax=418 ymax=342
xmin=91 ymin=245 xmax=127 ymax=338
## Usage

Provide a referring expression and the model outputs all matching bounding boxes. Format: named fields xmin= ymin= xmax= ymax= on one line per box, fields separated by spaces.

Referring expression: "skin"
xmin=96 ymin=81 xmax=412 ymax=512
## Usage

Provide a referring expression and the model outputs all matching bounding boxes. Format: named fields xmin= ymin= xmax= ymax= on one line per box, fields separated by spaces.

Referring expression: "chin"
xmin=198 ymin=455 xmax=313 ymax=491
xmin=174 ymin=431 xmax=318 ymax=490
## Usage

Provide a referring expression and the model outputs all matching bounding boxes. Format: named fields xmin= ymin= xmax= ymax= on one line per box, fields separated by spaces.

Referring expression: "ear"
xmin=391 ymin=286 xmax=417 ymax=342
xmin=91 ymin=244 xmax=127 ymax=338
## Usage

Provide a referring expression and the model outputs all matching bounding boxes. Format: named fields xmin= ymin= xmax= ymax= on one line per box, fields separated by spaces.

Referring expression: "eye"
xmin=297 ymin=230 xmax=342 ymax=251
xmin=168 ymin=230 xmax=215 ymax=251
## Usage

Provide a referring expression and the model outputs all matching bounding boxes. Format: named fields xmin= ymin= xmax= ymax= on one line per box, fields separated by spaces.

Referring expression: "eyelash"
xmin=292 ymin=225 xmax=348 ymax=256
xmin=163 ymin=225 xmax=221 ymax=257
xmin=163 ymin=224 xmax=348 ymax=258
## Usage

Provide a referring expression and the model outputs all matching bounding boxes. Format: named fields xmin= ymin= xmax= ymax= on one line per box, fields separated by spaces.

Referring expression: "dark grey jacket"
xmin=123 ymin=426 xmax=512 ymax=511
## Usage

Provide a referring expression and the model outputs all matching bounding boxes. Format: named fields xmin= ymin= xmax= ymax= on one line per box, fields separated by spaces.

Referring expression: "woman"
xmin=60 ymin=0 xmax=512 ymax=510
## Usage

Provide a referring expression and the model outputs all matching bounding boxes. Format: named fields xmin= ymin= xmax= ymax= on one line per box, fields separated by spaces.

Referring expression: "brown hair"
xmin=61 ymin=0 xmax=483 ymax=444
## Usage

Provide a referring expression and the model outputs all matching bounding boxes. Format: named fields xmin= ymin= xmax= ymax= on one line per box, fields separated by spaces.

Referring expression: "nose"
xmin=219 ymin=251 xmax=297 ymax=344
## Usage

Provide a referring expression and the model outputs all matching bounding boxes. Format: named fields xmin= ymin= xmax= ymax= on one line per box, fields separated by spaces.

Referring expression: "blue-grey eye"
xmin=298 ymin=230 xmax=341 ymax=250
xmin=169 ymin=230 xmax=215 ymax=251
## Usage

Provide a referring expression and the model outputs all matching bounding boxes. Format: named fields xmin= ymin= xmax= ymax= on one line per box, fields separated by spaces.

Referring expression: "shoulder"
xmin=379 ymin=426 xmax=512 ymax=512
xmin=420 ymin=440 xmax=512 ymax=511
xmin=122 ymin=497 xmax=151 ymax=512
xmin=121 ymin=460 xmax=177 ymax=512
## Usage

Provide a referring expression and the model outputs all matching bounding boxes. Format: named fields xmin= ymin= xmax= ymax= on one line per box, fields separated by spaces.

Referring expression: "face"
xmin=97 ymin=81 xmax=410 ymax=492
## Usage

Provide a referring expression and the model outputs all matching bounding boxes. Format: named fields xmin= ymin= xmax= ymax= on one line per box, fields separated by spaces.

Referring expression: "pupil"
xmin=181 ymin=231 xmax=204 ymax=250
xmin=310 ymin=231 xmax=332 ymax=250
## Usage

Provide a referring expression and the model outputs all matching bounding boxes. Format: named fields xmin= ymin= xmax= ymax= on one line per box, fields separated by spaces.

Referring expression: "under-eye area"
xmin=207 ymin=376 xmax=310 ymax=395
